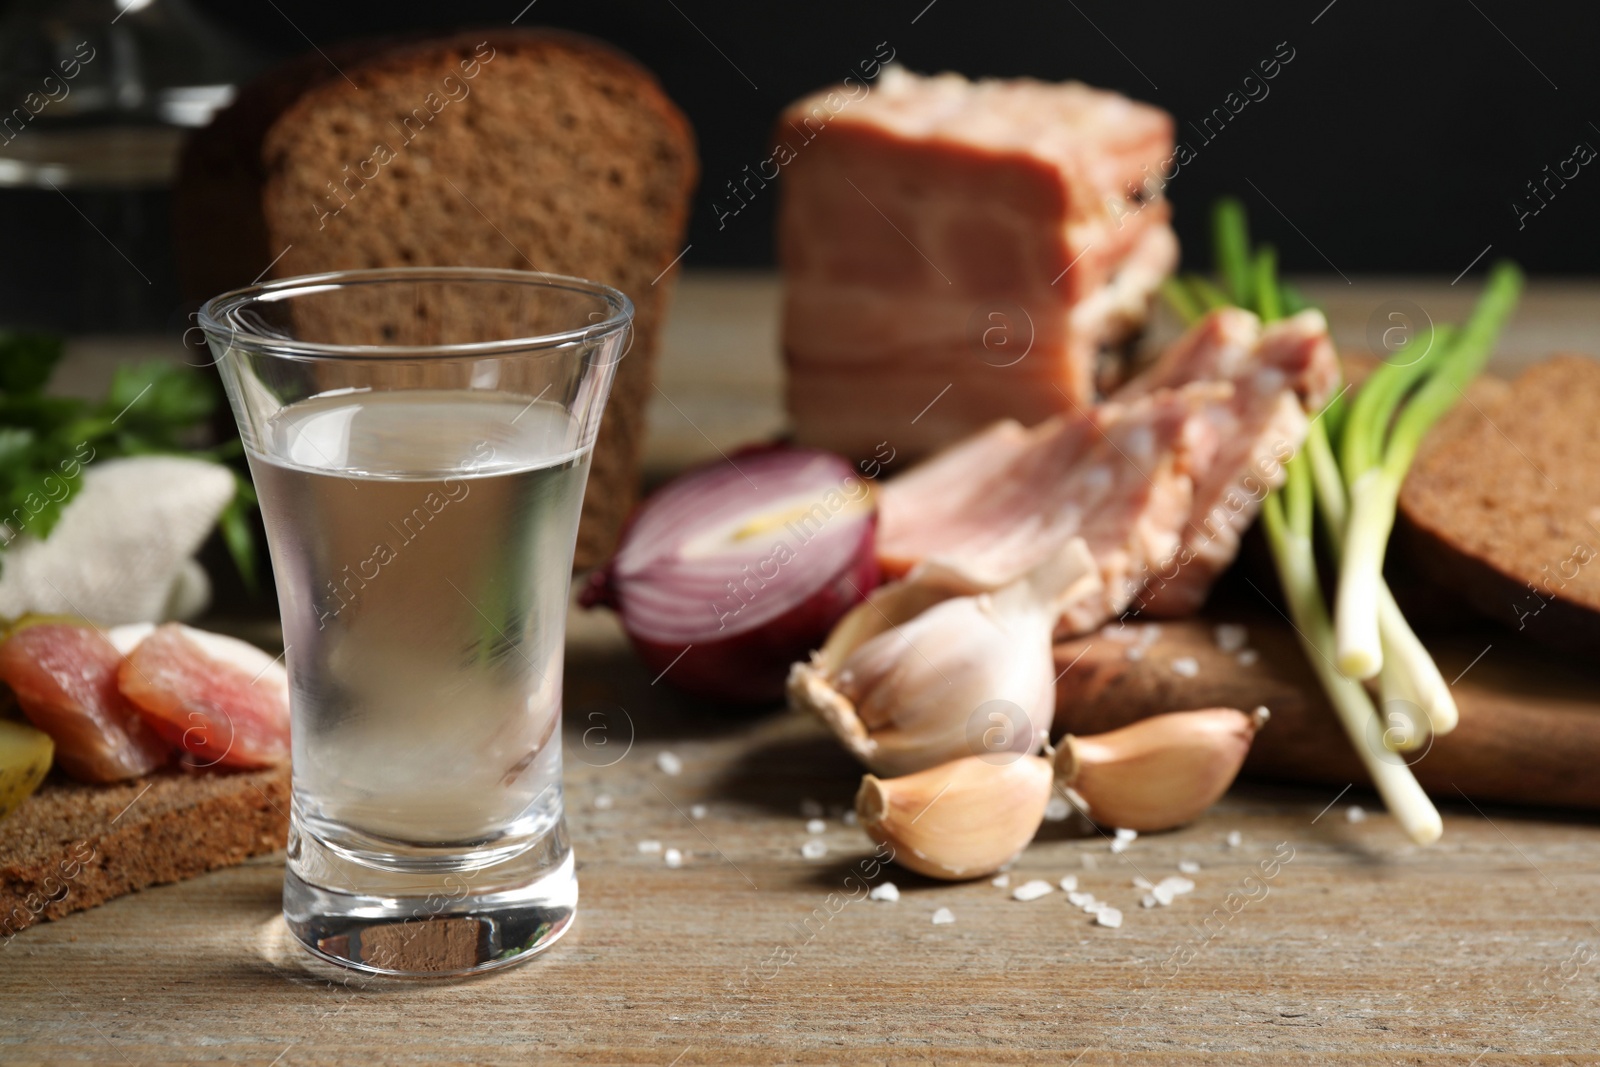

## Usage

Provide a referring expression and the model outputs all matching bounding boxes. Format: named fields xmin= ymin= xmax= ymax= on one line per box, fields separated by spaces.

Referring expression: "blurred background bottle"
xmin=0 ymin=0 xmax=258 ymax=332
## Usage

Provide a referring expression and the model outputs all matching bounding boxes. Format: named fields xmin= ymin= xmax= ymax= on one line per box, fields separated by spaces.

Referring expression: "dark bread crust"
xmin=175 ymin=29 xmax=698 ymax=569
xmin=1397 ymin=356 xmax=1600 ymax=654
xmin=0 ymin=766 xmax=289 ymax=936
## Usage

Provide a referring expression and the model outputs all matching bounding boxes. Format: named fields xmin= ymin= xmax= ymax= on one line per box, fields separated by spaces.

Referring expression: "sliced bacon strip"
xmin=876 ymin=307 xmax=1339 ymax=629
xmin=119 ymin=624 xmax=290 ymax=770
xmin=0 ymin=622 xmax=171 ymax=783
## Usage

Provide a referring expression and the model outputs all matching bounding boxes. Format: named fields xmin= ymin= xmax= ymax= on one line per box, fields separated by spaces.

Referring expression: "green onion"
xmin=1333 ymin=263 xmax=1523 ymax=678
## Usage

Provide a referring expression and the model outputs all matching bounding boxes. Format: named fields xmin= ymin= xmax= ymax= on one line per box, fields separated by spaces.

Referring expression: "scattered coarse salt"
xmin=842 ymin=809 xmax=859 ymax=827
xmin=689 ymin=803 xmax=707 ymax=820
xmin=931 ymin=907 xmax=956 ymax=925
xmin=656 ymin=751 xmax=683 ymax=776
xmin=1012 ymin=880 xmax=1054 ymax=902
xmin=991 ymin=873 xmax=1011 ymax=888
xmin=1141 ymin=893 xmax=1159 ymax=908
xmin=637 ymin=840 xmax=662 ymax=854
xmin=1157 ymin=875 xmax=1195 ymax=896
xmin=594 ymin=793 xmax=614 ymax=811
xmin=1170 ymin=656 xmax=1200 ymax=679
xmin=1226 ymin=830 xmax=1243 ymax=848
xmin=1080 ymin=899 xmax=1102 ymax=915
xmin=1213 ymin=623 xmax=1249 ymax=653
xmin=1110 ymin=838 xmax=1130 ymax=854
xmin=1347 ymin=805 xmax=1368 ymax=824
xmin=1094 ymin=906 xmax=1123 ymax=928
xmin=800 ymin=798 xmax=824 ymax=819
xmin=1237 ymin=649 xmax=1260 ymax=667
xmin=1043 ymin=795 xmax=1072 ymax=822
xmin=1125 ymin=646 xmax=1146 ymax=662
xmin=1066 ymin=890 xmax=1094 ymax=907
xmin=806 ymin=818 xmax=827 ymax=835
xmin=1152 ymin=884 xmax=1175 ymax=906
xmin=664 ymin=848 xmax=683 ymax=868
xmin=1178 ymin=860 xmax=1201 ymax=875
xmin=800 ymin=839 xmax=827 ymax=860
xmin=1103 ymin=625 xmax=1139 ymax=644
xmin=1140 ymin=624 xmax=1163 ymax=646
xmin=1114 ymin=827 xmax=1138 ymax=842
xmin=869 ymin=882 xmax=900 ymax=902
xmin=1058 ymin=875 xmax=1078 ymax=892
xmin=1132 ymin=876 xmax=1153 ymax=891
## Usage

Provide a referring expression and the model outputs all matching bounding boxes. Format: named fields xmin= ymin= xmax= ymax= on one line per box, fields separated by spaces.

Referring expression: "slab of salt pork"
xmin=777 ymin=67 xmax=1178 ymax=460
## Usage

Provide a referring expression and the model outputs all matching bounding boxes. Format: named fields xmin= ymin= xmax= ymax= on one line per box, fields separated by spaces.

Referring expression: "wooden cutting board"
xmin=1053 ymin=617 xmax=1600 ymax=809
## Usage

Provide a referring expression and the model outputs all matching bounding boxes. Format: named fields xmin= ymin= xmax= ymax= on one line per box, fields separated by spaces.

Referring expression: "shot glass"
xmin=199 ymin=267 xmax=631 ymax=976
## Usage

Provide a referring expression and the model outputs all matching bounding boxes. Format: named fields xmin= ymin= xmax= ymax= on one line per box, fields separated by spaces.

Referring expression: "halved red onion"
xmin=582 ymin=445 xmax=879 ymax=703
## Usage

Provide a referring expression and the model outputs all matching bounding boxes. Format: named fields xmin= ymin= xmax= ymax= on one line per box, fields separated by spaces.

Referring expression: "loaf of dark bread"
xmin=1398 ymin=356 xmax=1600 ymax=653
xmin=0 ymin=766 xmax=289 ymax=937
xmin=174 ymin=30 xmax=698 ymax=569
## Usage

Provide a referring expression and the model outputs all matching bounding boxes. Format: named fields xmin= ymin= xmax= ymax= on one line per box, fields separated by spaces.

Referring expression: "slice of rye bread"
xmin=1398 ymin=355 xmax=1600 ymax=653
xmin=0 ymin=765 xmax=289 ymax=936
xmin=173 ymin=30 xmax=698 ymax=569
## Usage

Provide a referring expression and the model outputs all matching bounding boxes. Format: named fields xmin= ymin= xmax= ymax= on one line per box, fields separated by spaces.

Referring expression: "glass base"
xmin=282 ymin=816 xmax=577 ymax=978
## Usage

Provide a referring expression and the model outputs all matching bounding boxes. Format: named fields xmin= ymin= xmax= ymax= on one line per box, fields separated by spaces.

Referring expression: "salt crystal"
xmin=931 ymin=907 xmax=956 ymax=925
xmin=689 ymin=803 xmax=707 ymax=820
xmin=991 ymin=874 xmax=1011 ymax=888
xmin=1094 ymin=906 xmax=1123 ymax=928
xmin=1125 ymin=646 xmax=1146 ymax=662
xmin=1158 ymin=876 xmax=1195 ymax=896
xmin=869 ymin=882 xmax=900 ymax=902
xmin=1213 ymin=623 xmax=1249 ymax=653
xmin=842 ymin=809 xmax=859 ymax=827
xmin=1141 ymin=893 xmax=1159 ymax=908
xmin=1152 ymin=884 xmax=1175 ymax=906
xmin=1132 ymin=876 xmax=1153 ymax=891
xmin=1226 ymin=830 xmax=1243 ymax=847
xmin=1114 ymin=827 xmax=1138 ymax=842
xmin=1103 ymin=626 xmax=1139 ymax=644
xmin=1171 ymin=656 xmax=1200 ymax=679
xmin=1110 ymin=838 xmax=1130 ymax=854
xmin=1237 ymin=649 xmax=1260 ymax=667
xmin=1346 ymin=805 xmax=1367 ymax=824
xmin=637 ymin=840 xmax=662 ymax=854
xmin=1081 ymin=899 xmax=1102 ymax=914
xmin=800 ymin=798 xmax=824 ymax=819
xmin=1043 ymin=795 xmax=1072 ymax=822
xmin=806 ymin=818 xmax=826 ymax=834
xmin=1178 ymin=860 xmax=1201 ymax=875
xmin=594 ymin=794 xmax=614 ymax=811
xmin=1066 ymin=891 xmax=1094 ymax=907
xmin=800 ymin=839 xmax=827 ymax=860
xmin=1012 ymin=880 xmax=1054 ymax=902
xmin=1140 ymin=624 xmax=1162 ymax=646
xmin=656 ymin=751 xmax=683 ymax=776
xmin=664 ymin=848 xmax=683 ymax=868
xmin=1058 ymin=875 xmax=1078 ymax=892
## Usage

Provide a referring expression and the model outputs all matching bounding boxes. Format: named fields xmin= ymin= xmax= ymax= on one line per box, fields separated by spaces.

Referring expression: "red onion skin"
xmin=581 ymin=446 xmax=881 ymax=705
xmin=619 ymin=516 xmax=878 ymax=704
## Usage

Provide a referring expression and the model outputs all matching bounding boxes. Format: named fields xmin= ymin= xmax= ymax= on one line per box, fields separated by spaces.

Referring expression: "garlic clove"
xmin=788 ymin=539 xmax=1099 ymax=777
xmin=1053 ymin=707 xmax=1266 ymax=832
xmin=856 ymin=754 xmax=1053 ymax=881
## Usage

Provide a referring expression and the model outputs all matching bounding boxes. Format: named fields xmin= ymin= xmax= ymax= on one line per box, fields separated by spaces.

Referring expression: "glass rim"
xmin=197 ymin=266 xmax=634 ymax=362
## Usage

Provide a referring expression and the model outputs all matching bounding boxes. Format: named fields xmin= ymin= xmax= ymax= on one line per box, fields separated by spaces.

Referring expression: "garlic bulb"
xmin=788 ymin=539 xmax=1100 ymax=776
xmin=1054 ymin=707 xmax=1268 ymax=831
xmin=856 ymin=754 xmax=1053 ymax=880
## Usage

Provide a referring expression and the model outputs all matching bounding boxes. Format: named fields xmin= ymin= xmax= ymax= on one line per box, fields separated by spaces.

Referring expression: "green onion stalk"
xmin=1166 ymin=199 xmax=1522 ymax=844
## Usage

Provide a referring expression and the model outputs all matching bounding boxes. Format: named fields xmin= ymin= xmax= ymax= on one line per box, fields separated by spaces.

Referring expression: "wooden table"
xmin=7 ymin=275 xmax=1600 ymax=1064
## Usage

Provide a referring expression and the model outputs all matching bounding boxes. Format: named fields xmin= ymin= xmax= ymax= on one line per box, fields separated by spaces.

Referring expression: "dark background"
xmin=3 ymin=0 xmax=1596 ymax=332
xmin=190 ymin=0 xmax=1598 ymax=275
